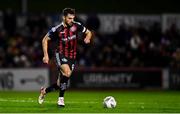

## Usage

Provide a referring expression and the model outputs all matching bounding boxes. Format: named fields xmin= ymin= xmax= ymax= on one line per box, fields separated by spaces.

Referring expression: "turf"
xmin=0 ymin=90 xmax=180 ymax=113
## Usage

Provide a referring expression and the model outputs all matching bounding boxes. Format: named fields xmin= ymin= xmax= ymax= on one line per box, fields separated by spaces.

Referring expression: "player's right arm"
xmin=42 ymin=25 xmax=59 ymax=64
xmin=42 ymin=34 xmax=51 ymax=64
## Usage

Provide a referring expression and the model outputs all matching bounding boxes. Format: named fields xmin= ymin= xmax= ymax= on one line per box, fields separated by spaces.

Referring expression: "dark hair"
xmin=63 ymin=8 xmax=75 ymax=16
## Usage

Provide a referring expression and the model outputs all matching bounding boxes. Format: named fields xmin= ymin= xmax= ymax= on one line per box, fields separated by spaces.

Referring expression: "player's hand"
xmin=84 ymin=38 xmax=90 ymax=44
xmin=43 ymin=56 xmax=49 ymax=64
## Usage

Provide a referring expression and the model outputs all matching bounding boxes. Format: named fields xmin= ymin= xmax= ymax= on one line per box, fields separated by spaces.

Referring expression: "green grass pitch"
xmin=0 ymin=90 xmax=180 ymax=113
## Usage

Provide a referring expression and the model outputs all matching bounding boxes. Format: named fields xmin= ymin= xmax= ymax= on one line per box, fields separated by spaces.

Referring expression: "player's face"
xmin=64 ymin=14 xmax=75 ymax=26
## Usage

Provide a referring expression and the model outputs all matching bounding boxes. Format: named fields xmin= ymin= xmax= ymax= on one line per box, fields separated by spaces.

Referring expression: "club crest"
xmin=70 ymin=26 xmax=77 ymax=32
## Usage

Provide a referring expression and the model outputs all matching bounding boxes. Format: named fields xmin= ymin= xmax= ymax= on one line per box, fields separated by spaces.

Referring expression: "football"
xmin=103 ymin=96 xmax=117 ymax=108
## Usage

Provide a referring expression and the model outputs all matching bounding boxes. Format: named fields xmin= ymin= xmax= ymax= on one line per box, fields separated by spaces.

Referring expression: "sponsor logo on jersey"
xmin=70 ymin=26 xmax=77 ymax=32
xmin=62 ymin=35 xmax=76 ymax=41
xmin=62 ymin=58 xmax=68 ymax=62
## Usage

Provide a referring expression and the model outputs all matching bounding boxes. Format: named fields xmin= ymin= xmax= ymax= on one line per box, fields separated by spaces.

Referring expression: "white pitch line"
xmin=0 ymin=98 xmax=98 ymax=104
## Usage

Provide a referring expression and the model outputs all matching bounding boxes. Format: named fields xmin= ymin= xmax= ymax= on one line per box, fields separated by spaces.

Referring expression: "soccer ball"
xmin=103 ymin=96 xmax=117 ymax=108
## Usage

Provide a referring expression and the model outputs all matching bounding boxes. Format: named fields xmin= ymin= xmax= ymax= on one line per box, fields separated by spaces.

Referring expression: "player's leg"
xmin=45 ymin=72 xmax=61 ymax=93
xmin=38 ymin=53 xmax=62 ymax=104
xmin=45 ymin=52 xmax=65 ymax=94
xmin=38 ymin=87 xmax=46 ymax=104
xmin=57 ymin=64 xmax=72 ymax=107
xmin=38 ymin=73 xmax=60 ymax=104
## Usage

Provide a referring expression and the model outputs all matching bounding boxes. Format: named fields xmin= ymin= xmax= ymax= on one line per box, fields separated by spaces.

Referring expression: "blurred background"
xmin=0 ymin=0 xmax=180 ymax=91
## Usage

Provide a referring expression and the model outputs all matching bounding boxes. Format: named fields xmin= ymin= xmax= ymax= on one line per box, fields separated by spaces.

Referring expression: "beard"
xmin=65 ymin=22 xmax=73 ymax=28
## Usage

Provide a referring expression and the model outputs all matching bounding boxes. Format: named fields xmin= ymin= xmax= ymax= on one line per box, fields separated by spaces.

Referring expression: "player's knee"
xmin=62 ymin=69 xmax=71 ymax=77
xmin=64 ymin=71 xmax=71 ymax=77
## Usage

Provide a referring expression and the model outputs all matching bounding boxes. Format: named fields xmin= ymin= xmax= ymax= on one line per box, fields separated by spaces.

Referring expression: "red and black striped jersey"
xmin=47 ymin=21 xmax=87 ymax=59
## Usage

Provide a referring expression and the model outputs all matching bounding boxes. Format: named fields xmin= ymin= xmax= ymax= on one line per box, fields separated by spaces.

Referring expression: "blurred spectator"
xmin=172 ymin=48 xmax=180 ymax=68
xmin=130 ymin=30 xmax=141 ymax=51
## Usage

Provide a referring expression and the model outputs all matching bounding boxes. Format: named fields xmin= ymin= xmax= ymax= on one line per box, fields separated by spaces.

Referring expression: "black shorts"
xmin=54 ymin=52 xmax=75 ymax=71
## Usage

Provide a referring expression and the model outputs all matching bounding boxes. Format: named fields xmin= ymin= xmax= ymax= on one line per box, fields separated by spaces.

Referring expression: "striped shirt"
xmin=48 ymin=21 xmax=87 ymax=59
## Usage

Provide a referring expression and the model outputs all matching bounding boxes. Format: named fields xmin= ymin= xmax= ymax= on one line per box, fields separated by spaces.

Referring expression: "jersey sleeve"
xmin=76 ymin=22 xmax=87 ymax=33
xmin=47 ymin=26 xmax=58 ymax=40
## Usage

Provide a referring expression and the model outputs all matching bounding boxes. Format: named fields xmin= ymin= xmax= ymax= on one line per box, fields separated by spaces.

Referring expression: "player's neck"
xmin=62 ymin=21 xmax=67 ymax=27
xmin=62 ymin=21 xmax=72 ymax=28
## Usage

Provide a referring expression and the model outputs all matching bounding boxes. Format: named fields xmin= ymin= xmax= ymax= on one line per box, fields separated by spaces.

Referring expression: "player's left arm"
xmin=84 ymin=29 xmax=92 ymax=44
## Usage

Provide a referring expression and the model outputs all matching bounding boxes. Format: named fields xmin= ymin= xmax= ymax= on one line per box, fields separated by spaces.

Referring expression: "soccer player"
xmin=38 ymin=8 xmax=92 ymax=107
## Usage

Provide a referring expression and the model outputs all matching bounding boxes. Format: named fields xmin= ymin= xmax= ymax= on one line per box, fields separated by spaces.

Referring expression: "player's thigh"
xmin=60 ymin=64 xmax=72 ymax=77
